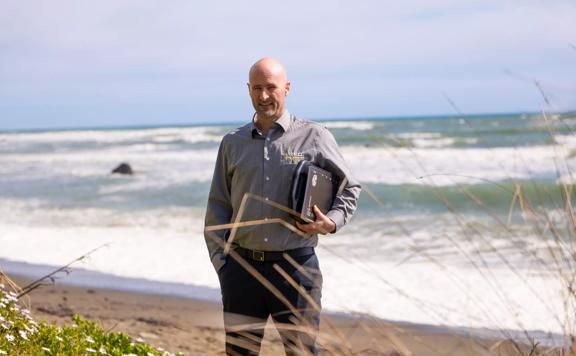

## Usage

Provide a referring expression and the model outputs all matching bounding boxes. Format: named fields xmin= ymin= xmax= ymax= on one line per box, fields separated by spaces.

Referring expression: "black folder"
xmin=291 ymin=161 xmax=337 ymax=223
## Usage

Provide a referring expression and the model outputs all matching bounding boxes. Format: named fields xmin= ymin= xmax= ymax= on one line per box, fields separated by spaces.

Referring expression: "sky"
xmin=0 ymin=0 xmax=575 ymax=130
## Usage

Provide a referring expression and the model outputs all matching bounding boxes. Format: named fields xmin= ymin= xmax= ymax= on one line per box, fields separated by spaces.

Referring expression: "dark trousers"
xmin=218 ymin=252 xmax=323 ymax=356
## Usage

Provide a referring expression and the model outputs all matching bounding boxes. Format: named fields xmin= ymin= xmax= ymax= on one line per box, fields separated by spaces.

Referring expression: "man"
xmin=204 ymin=58 xmax=361 ymax=355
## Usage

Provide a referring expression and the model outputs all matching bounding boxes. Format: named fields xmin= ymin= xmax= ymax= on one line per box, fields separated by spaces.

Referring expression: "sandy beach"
xmin=5 ymin=274 xmax=543 ymax=356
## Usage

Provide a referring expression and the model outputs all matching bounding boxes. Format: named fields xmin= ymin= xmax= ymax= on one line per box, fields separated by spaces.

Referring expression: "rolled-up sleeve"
xmin=315 ymin=127 xmax=361 ymax=232
xmin=204 ymin=139 xmax=233 ymax=272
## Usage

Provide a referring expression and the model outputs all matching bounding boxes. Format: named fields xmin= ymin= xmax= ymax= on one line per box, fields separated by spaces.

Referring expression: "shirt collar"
xmin=275 ymin=110 xmax=291 ymax=132
xmin=251 ymin=111 xmax=291 ymax=138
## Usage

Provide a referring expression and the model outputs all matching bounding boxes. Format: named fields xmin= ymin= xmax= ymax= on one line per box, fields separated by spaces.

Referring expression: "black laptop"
xmin=291 ymin=160 xmax=337 ymax=223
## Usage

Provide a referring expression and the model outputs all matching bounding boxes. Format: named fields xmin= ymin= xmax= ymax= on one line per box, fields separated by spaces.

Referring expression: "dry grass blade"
xmin=17 ymin=243 xmax=110 ymax=299
xmin=211 ymin=192 xmax=313 ymax=256
xmin=0 ymin=268 xmax=22 ymax=295
xmin=226 ymin=333 xmax=263 ymax=355
xmin=282 ymin=254 xmax=318 ymax=288
xmin=225 ymin=191 xmax=251 ymax=255
xmin=272 ymin=264 xmax=321 ymax=313
xmin=206 ymin=217 xmax=301 ymax=234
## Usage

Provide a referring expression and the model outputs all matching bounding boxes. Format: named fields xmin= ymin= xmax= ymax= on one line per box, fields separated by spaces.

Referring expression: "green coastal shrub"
xmin=0 ymin=283 xmax=182 ymax=356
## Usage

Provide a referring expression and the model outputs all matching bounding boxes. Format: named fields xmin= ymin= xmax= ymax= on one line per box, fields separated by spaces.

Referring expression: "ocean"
xmin=1 ymin=112 xmax=574 ymax=344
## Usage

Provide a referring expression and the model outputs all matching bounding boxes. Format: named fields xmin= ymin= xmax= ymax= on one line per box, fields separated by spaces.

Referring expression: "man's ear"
xmin=247 ymin=82 xmax=251 ymax=93
xmin=285 ymin=81 xmax=291 ymax=96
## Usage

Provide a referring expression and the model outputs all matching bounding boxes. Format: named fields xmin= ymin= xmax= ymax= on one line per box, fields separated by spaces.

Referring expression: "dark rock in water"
xmin=111 ymin=163 xmax=134 ymax=175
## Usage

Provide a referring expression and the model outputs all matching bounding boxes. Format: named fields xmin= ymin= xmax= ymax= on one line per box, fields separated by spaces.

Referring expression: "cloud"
xmin=2 ymin=1 xmax=574 ymax=70
xmin=0 ymin=0 xmax=574 ymax=128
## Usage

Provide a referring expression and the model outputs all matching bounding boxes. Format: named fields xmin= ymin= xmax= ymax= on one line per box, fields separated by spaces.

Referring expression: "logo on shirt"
xmin=282 ymin=149 xmax=305 ymax=164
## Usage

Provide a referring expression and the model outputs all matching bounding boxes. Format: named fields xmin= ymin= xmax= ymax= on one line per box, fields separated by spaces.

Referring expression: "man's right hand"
xmin=295 ymin=205 xmax=336 ymax=235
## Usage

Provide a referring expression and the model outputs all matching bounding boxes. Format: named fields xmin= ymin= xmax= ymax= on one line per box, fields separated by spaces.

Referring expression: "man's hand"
xmin=295 ymin=205 xmax=336 ymax=235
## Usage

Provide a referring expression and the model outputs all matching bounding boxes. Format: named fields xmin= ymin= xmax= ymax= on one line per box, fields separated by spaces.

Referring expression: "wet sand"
xmin=5 ymin=275 xmax=542 ymax=355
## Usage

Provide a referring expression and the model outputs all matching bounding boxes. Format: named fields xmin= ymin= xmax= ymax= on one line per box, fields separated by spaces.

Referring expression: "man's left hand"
xmin=295 ymin=205 xmax=336 ymax=235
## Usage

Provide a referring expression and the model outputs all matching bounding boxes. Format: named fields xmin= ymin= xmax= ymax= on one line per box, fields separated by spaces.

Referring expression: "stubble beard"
xmin=256 ymin=104 xmax=280 ymax=121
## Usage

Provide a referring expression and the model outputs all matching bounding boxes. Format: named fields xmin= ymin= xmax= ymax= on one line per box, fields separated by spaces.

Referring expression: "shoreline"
xmin=6 ymin=275 xmax=497 ymax=355
xmin=1 ymin=259 xmax=562 ymax=355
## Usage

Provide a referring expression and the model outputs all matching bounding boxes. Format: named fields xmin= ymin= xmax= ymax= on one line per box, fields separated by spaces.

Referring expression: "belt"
xmin=233 ymin=246 xmax=314 ymax=262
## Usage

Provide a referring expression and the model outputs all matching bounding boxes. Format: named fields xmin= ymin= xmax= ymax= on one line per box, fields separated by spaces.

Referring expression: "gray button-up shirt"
xmin=204 ymin=111 xmax=361 ymax=272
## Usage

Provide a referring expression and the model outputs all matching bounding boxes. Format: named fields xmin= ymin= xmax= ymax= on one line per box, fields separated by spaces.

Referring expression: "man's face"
xmin=248 ymin=67 xmax=290 ymax=120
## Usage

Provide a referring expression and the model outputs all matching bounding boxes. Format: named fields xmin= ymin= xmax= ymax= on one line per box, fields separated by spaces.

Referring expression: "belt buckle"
xmin=252 ymin=250 xmax=265 ymax=262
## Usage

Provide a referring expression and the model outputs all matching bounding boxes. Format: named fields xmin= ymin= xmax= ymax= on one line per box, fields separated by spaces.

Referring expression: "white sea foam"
xmin=395 ymin=132 xmax=442 ymax=140
xmin=0 ymin=194 xmax=567 ymax=340
xmin=1 ymin=138 xmax=573 ymax=187
xmin=390 ymin=132 xmax=479 ymax=148
xmin=0 ymin=126 xmax=223 ymax=145
xmin=0 ymin=147 xmax=218 ymax=183
xmin=341 ymin=142 xmax=576 ymax=185
xmin=322 ymin=121 xmax=374 ymax=130
xmin=0 ymin=217 xmax=566 ymax=337
xmin=411 ymin=137 xmax=456 ymax=148
xmin=0 ymin=199 xmax=201 ymax=230
xmin=319 ymin=247 xmax=563 ymax=335
xmin=0 ymin=145 xmax=217 ymax=163
xmin=554 ymin=134 xmax=576 ymax=148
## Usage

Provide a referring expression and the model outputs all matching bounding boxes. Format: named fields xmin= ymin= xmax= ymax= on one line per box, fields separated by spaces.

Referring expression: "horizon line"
xmin=1 ymin=109 xmax=573 ymax=134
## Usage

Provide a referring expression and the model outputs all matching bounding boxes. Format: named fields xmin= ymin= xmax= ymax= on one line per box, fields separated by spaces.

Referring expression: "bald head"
xmin=247 ymin=57 xmax=291 ymax=121
xmin=249 ymin=57 xmax=288 ymax=83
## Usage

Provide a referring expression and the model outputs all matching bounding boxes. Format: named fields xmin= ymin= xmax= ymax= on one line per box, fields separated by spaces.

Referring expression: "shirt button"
xmin=265 ymin=176 xmax=270 ymax=181
xmin=265 ymin=197 xmax=269 ymax=201
xmin=266 ymin=137 xmax=270 ymax=141
xmin=264 ymin=238 xmax=268 ymax=242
